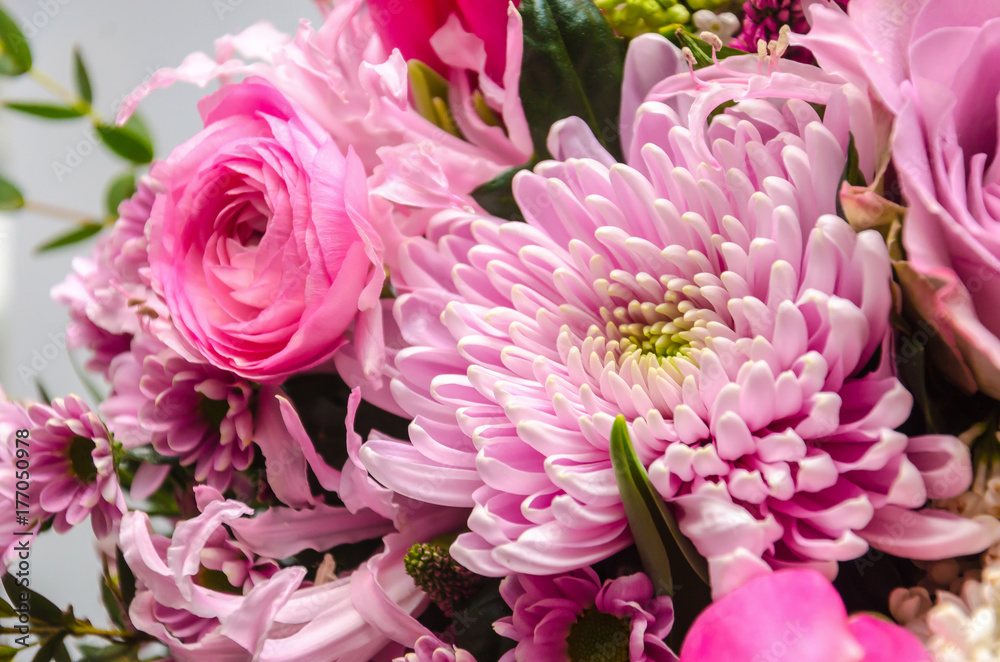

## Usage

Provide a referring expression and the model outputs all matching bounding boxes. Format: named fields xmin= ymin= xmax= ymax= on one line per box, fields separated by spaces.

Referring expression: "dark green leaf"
xmin=609 ymin=416 xmax=710 ymax=593
xmin=519 ymin=0 xmax=625 ymax=160
xmin=52 ymin=641 xmax=70 ymax=662
xmin=4 ymin=102 xmax=85 ymax=119
xmin=35 ymin=222 xmax=103 ymax=253
xmin=0 ymin=646 xmax=19 ymax=662
xmin=0 ymin=596 xmax=16 ymax=617
xmin=0 ymin=5 xmax=31 ymax=75
xmin=73 ymin=48 xmax=93 ymax=105
xmin=673 ymin=30 xmax=744 ymax=68
xmin=115 ymin=547 xmax=135 ymax=607
xmin=2 ymin=574 xmax=62 ymax=624
xmin=96 ymin=123 xmax=152 ymax=164
xmin=471 ymin=164 xmax=533 ymax=222
xmin=32 ymin=631 xmax=66 ymax=662
xmin=0 ymin=175 xmax=23 ymax=210
xmin=451 ymin=580 xmax=515 ymax=661
xmin=105 ymin=173 xmax=136 ymax=217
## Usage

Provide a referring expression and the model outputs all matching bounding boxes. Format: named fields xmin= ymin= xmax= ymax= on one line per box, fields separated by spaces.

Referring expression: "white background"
xmin=0 ymin=0 xmax=318 ymax=633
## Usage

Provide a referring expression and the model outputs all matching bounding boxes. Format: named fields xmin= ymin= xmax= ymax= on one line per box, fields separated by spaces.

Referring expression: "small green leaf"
xmin=673 ymin=30 xmax=745 ymax=68
xmin=0 ymin=175 xmax=24 ymax=210
xmin=52 ymin=641 xmax=70 ymax=662
xmin=35 ymin=222 xmax=103 ymax=253
xmin=471 ymin=164 xmax=534 ymax=222
xmin=0 ymin=596 xmax=16 ymax=617
xmin=105 ymin=173 xmax=136 ymax=217
xmin=0 ymin=646 xmax=20 ymax=662
xmin=115 ymin=547 xmax=135 ymax=607
xmin=2 ymin=575 xmax=63 ymax=625
xmin=0 ymin=5 xmax=31 ymax=75
xmin=73 ymin=48 xmax=93 ymax=105
xmin=78 ymin=644 xmax=133 ymax=662
xmin=32 ymin=631 xmax=67 ymax=662
xmin=4 ymin=102 xmax=85 ymax=119
xmin=101 ymin=577 xmax=125 ymax=630
xmin=835 ymin=133 xmax=867 ymax=219
xmin=519 ymin=0 xmax=626 ymax=160
xmin=96 ymin=123 xmax=153 ymax=164
xmin=34 ymin=379 xmax=52 ymax=405
xmin=609 ymin=416 xmax=710 ymax=594
xmin=0 ymin=576 xmax=59 ymax=624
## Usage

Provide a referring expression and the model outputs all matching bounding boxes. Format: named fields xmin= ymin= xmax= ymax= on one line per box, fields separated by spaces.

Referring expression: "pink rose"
xmin=801 ymin=0 xmax=1000 ymax=398
xmin=148 ymin=78 xmax=384 ymax=383
xmin=368 ymin=0 xmax=519 ymax=82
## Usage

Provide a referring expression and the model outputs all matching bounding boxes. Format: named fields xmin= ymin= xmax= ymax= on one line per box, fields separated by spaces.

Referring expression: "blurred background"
xmin=0 ymin=0 xmax=319 ymax=629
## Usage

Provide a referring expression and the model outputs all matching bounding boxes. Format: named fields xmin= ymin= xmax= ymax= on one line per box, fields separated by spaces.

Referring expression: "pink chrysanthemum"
xmin=0 ymin=392 xmax=126 ymax=539
xmin=102 ymin=334 xmax=254 ymax=492
xmin=494 ymin=568 xmax=676 ymax=662
xmin=52 ymin=179 xmax=158 ymax=376
xmin=362 ymin=37 xmax=994 ymax=592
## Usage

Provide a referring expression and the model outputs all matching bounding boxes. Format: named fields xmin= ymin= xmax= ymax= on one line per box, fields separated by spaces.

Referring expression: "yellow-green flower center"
xmin=566 ymin=608 xmax=631 ymax=662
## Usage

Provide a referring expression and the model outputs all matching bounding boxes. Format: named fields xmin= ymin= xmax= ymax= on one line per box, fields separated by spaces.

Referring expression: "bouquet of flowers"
xmin=2 ymin=0 xmax=1000 ymax=659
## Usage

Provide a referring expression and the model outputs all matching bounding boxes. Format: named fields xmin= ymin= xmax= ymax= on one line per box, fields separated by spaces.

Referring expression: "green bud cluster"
xmin=594 ymin=0 xmax=733 ymax=38
xmin=404 ymin=542 xmax=484 ymax=615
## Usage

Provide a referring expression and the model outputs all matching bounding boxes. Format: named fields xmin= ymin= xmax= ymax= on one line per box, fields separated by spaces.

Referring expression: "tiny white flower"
xmin=692 ymin=10 xmax=741 ymax=45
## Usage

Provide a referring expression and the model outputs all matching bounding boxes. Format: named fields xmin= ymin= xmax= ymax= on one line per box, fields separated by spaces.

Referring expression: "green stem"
xmin=23 ymin=199 xmax=93 ymax=223
xmin=28 ymin=68 xmax=102 ymax=122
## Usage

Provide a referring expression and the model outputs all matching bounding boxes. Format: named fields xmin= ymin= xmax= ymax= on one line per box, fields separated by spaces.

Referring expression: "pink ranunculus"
xmin=679 ymin=569 xmax=930 ymax=662
xmin=147 ymin=77 xmax=384 ymax=384
xmin=800 ymin=0 xmax=1000 ymax=399
xmin=369 ymin=0 xmax=519 ymax=83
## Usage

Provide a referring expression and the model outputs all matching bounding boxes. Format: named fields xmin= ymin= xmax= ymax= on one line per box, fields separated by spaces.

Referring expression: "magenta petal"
xmin=679 ymin=570 xmax=865 ymax=662
xmin=848 ymin=615 xmax=931 ymax=662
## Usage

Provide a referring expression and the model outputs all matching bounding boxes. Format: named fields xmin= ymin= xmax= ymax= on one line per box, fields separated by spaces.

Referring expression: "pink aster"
xmin=51 ymin=178 xmax=159 ymax=376
xmin=101 ymin=333 xmax=254 ymax=493
xmin=0 ymin=389 xmax=126 ymax=539
xmin=494 ymin=568 xmax=676 ymax=662
xmin=363 ymin=36 xmax=995 ymax=594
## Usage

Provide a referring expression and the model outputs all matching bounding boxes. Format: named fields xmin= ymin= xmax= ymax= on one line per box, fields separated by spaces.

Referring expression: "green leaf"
xmin=35 ymin=222 xmax=103 ymax=253
xmin=0 ymin=175 xmax=24 ymax=210
xmin=52 ymin=641 xmax=70 ymax=662
xmin=4 ymin=102 xmax=85 ymax=119
xmin=0 ymin=5 xmax=31 ymax=75
xmin=471 ymin=164 xmax=534 ymax=222
xmin=518 ymin=0 xmax=626 ymax=160
xmin=115 ymin=547 xmax=135 ymax=607
xmin=0 ymin=596 xmax=16 ymax=617
xmin=609 ymin=416 xmax=710 ymax=593
xmin=78 ymin=644 xmax=133 ymax=662
xmin=0 ymin=646 xmax=20 ymax=662
xmin=34 ymin=379 xmax=52 ymax=405
xmin=2 ymin=575 xmax=62 ymax=625
xmin=673 ymin=30 xmax=744 ymax=68
xmin=101 ymin=577 xmax=125 ymax=630
xmin=96 ymin=123 xmax=153 ymax=164
xmin=835 ymin=133 xmax=867 ymax=219
xmin=32 ymin=631 xmax=67 ymax=662
xmin=73 ymin=48 xmax=93 ymax=105
xmin=105 ymin=173 xmax=136 ymax=217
